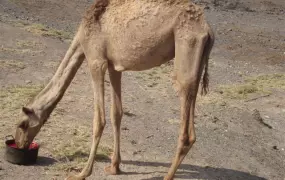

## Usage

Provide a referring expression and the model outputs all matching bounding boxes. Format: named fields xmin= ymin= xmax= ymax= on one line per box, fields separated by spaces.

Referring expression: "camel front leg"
xmin=165 ymin=33 xmax=208 ymax=180
xmin=104 ymin=66 xmax=123 ymax=175
xmin=66 ymin=60 xmax=107 ymax=180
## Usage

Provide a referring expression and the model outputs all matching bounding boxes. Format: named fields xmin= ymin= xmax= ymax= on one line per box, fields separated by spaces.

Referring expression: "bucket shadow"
xmin=34 ymin=156 xmax=57 ymax=166
xmin=123 ymin=160 xmax=267 ymax=180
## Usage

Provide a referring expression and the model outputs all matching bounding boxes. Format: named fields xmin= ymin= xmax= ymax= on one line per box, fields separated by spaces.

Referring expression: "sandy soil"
xmin=0 ymin=0 xmax=284 ymax=180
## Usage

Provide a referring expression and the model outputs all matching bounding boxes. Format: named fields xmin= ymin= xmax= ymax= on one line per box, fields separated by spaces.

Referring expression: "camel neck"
xmin=30 ymin=45 xmax=85 ymax=121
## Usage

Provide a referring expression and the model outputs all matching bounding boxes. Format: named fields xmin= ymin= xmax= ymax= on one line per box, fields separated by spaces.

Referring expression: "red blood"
xmin=8 ymin=142 xmax=39 ymax=149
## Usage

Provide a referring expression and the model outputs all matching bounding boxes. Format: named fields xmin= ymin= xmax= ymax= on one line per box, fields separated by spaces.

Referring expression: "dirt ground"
xmin=0 ymin=0 xmax=284 ymax=180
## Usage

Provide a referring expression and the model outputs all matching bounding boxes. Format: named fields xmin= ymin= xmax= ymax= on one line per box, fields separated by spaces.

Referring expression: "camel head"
xmin=15 ymin=107 xmax=43 ymax=149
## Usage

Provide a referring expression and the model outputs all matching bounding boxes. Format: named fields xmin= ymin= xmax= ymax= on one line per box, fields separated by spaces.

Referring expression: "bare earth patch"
xmin=0 ymin=0 xmax=285 ymax=180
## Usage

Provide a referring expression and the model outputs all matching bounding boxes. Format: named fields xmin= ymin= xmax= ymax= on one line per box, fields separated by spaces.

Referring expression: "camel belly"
xmin=102 ymin=1 xmax=178 ymax=71
xmin=108 ymin=31 xmax=175 ymax=71
xmin=105 ymin=21 xmax=176 ymax=71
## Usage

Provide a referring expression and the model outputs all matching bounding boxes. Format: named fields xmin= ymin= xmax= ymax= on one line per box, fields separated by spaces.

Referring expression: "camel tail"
xmin=201 ymin=27 xmax=215 ymax=96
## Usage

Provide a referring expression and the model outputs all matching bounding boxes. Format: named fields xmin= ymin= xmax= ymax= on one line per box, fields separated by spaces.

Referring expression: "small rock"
xmin=146 ymin=135 xmax=154 ymax=139
xmin=73 ymin=130 xmax=77 ymax=135
xmin=252 ymin=109 xmax=272 ymax=129
xmin=25 ymin=80 xmax=32 ymax=84
xmin=131 ymin=140 xmax=137 ymax=145
xmin=122 ymin=127 xmax=129 ymax=131
xmin=212 ymin=116 xmax=219 ymax=123
xmin=124 ymin=111 xmax=136 ymax=117
xmin=273 ymin=146 xmax=278 ymax=150
xmin=133 ymin=150 xmax=141 ymax=155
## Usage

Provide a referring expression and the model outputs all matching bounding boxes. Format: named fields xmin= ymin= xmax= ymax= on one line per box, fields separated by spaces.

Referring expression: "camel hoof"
xmin=65 ymin=175 xmax=85 ymax=180
xmin=164 ymin=176 xmax=173 ymax=180
xmin=104 ymin=165 xmax=121 ymax=175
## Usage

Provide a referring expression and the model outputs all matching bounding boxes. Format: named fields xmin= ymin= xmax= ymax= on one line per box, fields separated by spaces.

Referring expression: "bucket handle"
xmin=5 ymin=135 xmax=15 ymax=141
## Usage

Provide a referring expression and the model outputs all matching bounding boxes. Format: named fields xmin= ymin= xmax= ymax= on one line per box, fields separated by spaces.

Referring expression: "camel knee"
xmin=175 ymin=77 xmax=199 ymax=95
xmin=94 ymin=119 xmax=106 ymax=138
xmin=179 ymin=134 xmax=196 ymax=148
xmin=189 ymin=135 xmax=196 ymax=145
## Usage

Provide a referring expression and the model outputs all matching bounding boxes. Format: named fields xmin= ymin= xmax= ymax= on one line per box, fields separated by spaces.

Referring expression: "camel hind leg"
xmin=165 ymin=32 xmax=209 ymax=180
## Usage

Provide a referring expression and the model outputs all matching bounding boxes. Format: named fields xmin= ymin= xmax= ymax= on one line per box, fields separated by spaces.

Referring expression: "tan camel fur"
xmin=15 ymin=0 xmax=214 ymax=179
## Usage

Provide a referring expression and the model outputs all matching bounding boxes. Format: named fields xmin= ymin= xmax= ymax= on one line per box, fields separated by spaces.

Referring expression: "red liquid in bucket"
xmin=9 ymin=142 xmax=39 ymax=149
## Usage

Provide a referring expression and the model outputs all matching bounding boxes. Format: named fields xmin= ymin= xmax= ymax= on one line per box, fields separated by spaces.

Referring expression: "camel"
xmin=14 ymin=0 xmax=214 ymax=179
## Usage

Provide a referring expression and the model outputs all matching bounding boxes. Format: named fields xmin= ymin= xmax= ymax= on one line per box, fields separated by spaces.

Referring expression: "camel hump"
xmin=84 ymin=0 xmax=109 ymax=27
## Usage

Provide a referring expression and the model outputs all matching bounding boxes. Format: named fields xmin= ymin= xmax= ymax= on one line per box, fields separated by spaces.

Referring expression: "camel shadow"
xmin=123 ymin=160 xmax=267 ymax=180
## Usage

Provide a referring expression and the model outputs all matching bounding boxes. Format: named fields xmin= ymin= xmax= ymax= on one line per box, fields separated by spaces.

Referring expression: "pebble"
xmin=25 ymin=80 xmax=32 ymax=84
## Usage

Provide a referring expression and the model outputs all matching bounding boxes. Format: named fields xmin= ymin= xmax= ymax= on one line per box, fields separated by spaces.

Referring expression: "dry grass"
xmin=5 ymin=19 xmax=73 ymax=40
xmin=47 ymin=133 xmax=112 ymax=172
xmin=0 ymin=84 xmax=44 ymax=114
xmin=0 ymin=59 xmax=26 ymax=69
xmin=16 ymin=40 xmax=43 ymax=48
xmin=39 ymin=117 xmax=112 ymax=173
xmin=52 ymin=146 xmax=112 ymax=172
xmin=24 ymin=23 xmax=73 ymax=40
xmin=135 ymin=62 xmax=172 ymax=88
xmin=220 ymin=84 xmax=260 ymax=99
xmin=246 ymin=73 xmax=285 ymax=89
xmin=0 ymin=46 xmax=43 ymax=55
xmin=0 ymin=84 xmax=44 ymax=137
xmin=198 ymin=73 xmax=285 ymax=104
xmin=220 ymin=73 xmax=285 ymax=99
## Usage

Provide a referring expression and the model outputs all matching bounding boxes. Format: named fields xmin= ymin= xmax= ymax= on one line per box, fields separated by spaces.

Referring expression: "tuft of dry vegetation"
xmin=220 ymin=84 xmax=260 ymax=99
xmin=38 ymin=119 xmax=112 ymax=173
xmin=220 ymin=73 xmax=285 ymax=99
xmin=47 ymin=137 xmax=112 ymax=172
xmin=0 ymin=46 xmax=43 ymax=55
xmin=0 ymin=59 xmax=26 ymax=69
xmin=0 ymin=84 xmax=44 ymax=115
xmin=16 ymin=40 xmax=43 ymax=48
xmin=135 ymin=62 xmax=172 ymax=88
xmin=198 ymin=74 xmax=285 ymax=104
xmin=24 ymin=23 xmax=73 ymax=40
xmin=4 ymin=19 xmax=73 ymax=40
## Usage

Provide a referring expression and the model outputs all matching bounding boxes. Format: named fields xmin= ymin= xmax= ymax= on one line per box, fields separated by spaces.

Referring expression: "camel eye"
xmin=18 ymin=120 xmax=29 ymax=130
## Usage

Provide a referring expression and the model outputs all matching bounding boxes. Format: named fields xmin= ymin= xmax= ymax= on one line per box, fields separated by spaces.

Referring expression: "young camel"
xmin=14 ymin=0 xmax=214 ymax=179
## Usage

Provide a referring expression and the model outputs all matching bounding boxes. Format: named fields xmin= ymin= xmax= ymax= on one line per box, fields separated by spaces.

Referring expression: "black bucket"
xmin=4 ymin=135 xmax=39 ymax=165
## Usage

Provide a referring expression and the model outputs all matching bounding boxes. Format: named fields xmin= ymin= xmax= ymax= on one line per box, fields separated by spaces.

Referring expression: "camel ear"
xmin=22 ymin=107 xmax=35 ymax=116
